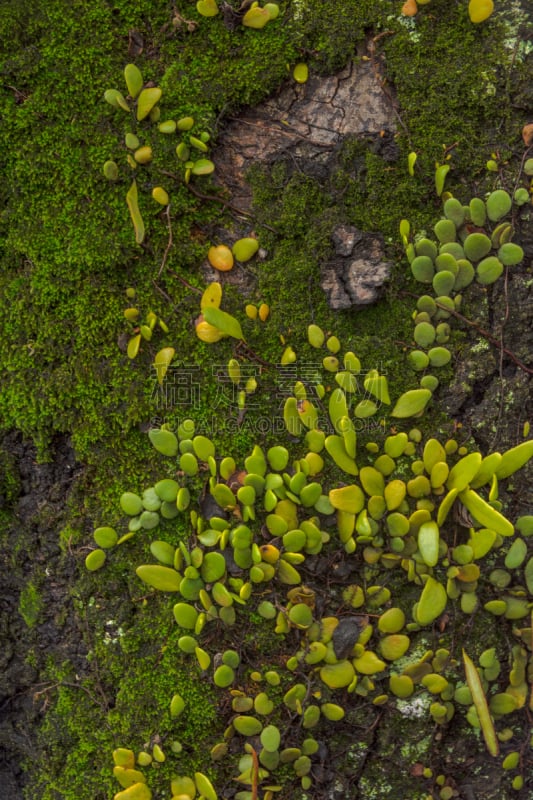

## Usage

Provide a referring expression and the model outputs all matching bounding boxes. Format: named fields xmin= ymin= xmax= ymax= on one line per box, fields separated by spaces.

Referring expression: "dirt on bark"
xmin=0 ymin=433 xmax=86 ymax=800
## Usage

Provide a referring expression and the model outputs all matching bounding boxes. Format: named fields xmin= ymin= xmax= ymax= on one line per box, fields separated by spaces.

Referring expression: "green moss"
xmin=26 ymin=661 xmax=116 ymax=800
xmin=1 ymin=2 xmax=531 ymax=799
xmin=19 ymin=580 xmax=44 ymax=628
xmin=383 ymin=2 xmax=513 ymax=180
xmin=287 ymin=0 xmax=379 ymax=74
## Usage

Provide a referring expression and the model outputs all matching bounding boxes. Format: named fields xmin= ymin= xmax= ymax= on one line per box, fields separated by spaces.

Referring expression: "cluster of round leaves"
xmin=122 ymin=287 xmax=171 ymax=361
xmin=111 ymin=745 xmax=217 ymax=800
xmin=194 ymin=192 xmax=525 ymax=470
xmin=207 ymin=238 xmax=260 ymax=273
xmin=88 ymin=156 xmax=533 ymax=795
xmin=196 ymin=0 xmax=280 ymax=29
xmin=208 ymin=665 xmax=340 ymax=794
xmin=88 ymin=234 xmax=533 ymax=797
xmin=89 ymin=402 xmax=533 ymax=797
xmin=195 ymin=282 xmax=246 ymax=344
xmin=403 ymin=189 xmax=524 ymax=380
xmin=280 ymin=328 xmax=433 ymax=481
xmin=103 ymin=63 xmax=216 ymax=244
xmin=280 ymin=328 xmax=431 ymax=477
xmin=401 ymin=0 xmax=494 ymax=24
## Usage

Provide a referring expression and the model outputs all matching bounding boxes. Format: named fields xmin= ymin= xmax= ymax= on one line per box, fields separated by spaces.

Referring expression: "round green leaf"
xmin=93 ymin=527 xmax=118 ymax=548
xmin=261 ymin=724 xmax=281 ymax=752
xmin=486 ymin=189 xmax=511 ymax=222
xmin=200 ymin=552 xmax=226 ymax=582
xmin=85 ymin=549 xmax=106 ymax=571
xmin=232 ymin=237 xmax=259 ymax=262
xmin=120 ymin=492 xmax=143 ymax=516
xmin=233 ymin=715 xmax=263 ymax=736
xmin=214 ymin=664 xmax=235 ymax=688
xmin=293 ymin=63 xmax=309 ymax=83
xmin=154 ymin=479 xmax=180 ymax=502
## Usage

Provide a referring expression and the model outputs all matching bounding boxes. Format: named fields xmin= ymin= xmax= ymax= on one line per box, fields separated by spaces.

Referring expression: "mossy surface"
xmin=0 ymin=1 xmax=532 ymax=799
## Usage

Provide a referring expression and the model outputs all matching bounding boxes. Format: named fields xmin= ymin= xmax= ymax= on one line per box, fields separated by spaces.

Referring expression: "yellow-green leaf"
xmin=363 ymin=371 xmax=390 ymax=404
xmin=104 ymin=88 xmax=130 ymax=111
xmin=495 ymin=440 xmax=533 ymax=480
xmin=391 ymin=389 xmax=432 ymax=418
xmin=136 ymin=87 xmax=162 ymax=121
xmin=446 ymin=452 xmax=482 ymax=491
xmin=201 ymin=281 xmax=223 ymax=310
xmin=242 ymin=6 xmax=270 ymax=27
xmin=463 ymin=649 xmax=499 ymax=757
xmin=127 ymin=333 xmax=142 ymax=359
xmin=136 ymin=565 xmax=181 ymax=592
xmin=416 ymin=576 xmax=447 ymax=625
xmin=417 ymin=521 xmax=440 ymax=567
xmin=124 ymin=63 xmax=143 ymax=98
xmin=126 ymin=180 xmax=145 ymax=244
xmin=468 ymin=0 xmax=494 ymax=24
xmin=436 ymin=487 xmax=459 ymax=526
xmin=293 ymin=63 xmax=309 ymax=84
xmin=329 ymin=485 xmax=365 ymax=515
xmin=435 ymin=164 xmax=450 ymax=196
xmin=194 ymin=772 xmax=218 ymax=800
xmin=154 ymin=347 xmax=175 ymax=385
xmin=459 ymin=489 xmax=514 ymax=536
xmin=196 ymin=0 xmax=219 ymax=17
xmin=203 ymin=307 xmax=244 ymax=340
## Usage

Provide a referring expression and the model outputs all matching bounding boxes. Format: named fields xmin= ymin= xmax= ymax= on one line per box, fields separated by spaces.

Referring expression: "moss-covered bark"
xmin=0 ymin=1 xmax=531 ymax=799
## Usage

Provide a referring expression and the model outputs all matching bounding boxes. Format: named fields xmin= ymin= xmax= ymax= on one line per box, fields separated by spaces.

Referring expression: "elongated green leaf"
xmin=325 ymin=435 xmax=358 ymax=476
xmin=446 ymin=452 xmax=482 ymax=491
xmin=435 ymin=164 xmax=450 ymax=196
xmin=525 ymin=557 xmax=533 ymax=594
xmin=136 ymin=87 xmax=162 ymax=121
xmin=126 ymin=180 xmax=145 ymax=244
xmin=417 ymin=521 xmax=440 ymax=567
xmin=391 ymin=389 xmax=432 ymax=418
xmin=194 ymin=771 xmax=218 ymax=800
xmin=127 ymin=333 xmax=141 ymax=359
xmin=154 ymin=347 xmax=175 ymax=385
xmin=459 ymin=488 xmax=514 ymax=536
xmin=136 ymin=564 xmax=181 ymax=592
xmin=283 ymin=397 xmax=303 ymax=436
xmin=495 ymin=440 xmax=533 ymax=480
xmin=470 ymin=452 xmax=502 ymax=488
xmin=329 ymin=388 xmax=348 ymax=432
xmin=203 ymin=306 xmax=244 ymax=340
xmin=436 ymin=487 xmax=459 ymax=526
xmin=124 ymin=63 xmax=143 ymax=98
xmin=463 ymin=650 xmax=499 ymax=757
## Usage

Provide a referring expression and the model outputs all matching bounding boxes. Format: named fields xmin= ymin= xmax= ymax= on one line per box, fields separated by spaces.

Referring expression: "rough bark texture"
xmin=214 ymin=51 xmax=396 ymax=212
